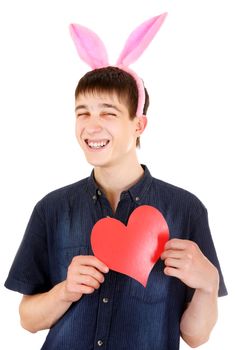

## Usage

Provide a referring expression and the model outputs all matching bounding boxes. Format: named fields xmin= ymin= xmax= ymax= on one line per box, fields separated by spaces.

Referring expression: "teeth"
xmin=87 ymin=140 xmax=108 ymax=149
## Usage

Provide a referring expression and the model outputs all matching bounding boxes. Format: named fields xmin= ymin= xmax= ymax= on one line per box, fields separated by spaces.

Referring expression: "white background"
xmin=0 ymin=0 xmax=236 ymax=348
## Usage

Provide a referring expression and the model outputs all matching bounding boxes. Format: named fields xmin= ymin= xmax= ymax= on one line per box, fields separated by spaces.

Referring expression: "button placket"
xmin=93 ymin=273 xmax=116 ymax=350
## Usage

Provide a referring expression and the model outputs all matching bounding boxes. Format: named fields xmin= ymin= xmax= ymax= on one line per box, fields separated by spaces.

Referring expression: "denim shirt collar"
xmin=86 ymin=164 xmax=153 ymax=204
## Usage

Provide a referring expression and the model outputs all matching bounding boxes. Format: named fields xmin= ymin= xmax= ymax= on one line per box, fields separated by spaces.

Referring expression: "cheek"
xmin=120 ymin=123 xmax=137 ymax=140
xmin=75 ymin=120 xmax=83 ymax=134
xmin=75 ymin=122 xmax=84 ymax=142
xmin=115 ymin=128 xmax=136 ymax=151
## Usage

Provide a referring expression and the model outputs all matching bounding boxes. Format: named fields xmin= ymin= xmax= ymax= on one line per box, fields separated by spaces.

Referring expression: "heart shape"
xmin=91 ymin=205 xmax=169 ymax=287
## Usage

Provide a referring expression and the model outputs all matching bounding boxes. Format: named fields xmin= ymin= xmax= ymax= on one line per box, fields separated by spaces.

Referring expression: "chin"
xmin=85 ymin=156 xmax=109 ymax=168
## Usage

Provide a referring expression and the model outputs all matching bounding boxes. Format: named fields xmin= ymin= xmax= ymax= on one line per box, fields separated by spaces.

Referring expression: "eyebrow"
xmin=75 ymin=103 xmax=122 ymax=113
xmin=99 ymin=103 xmax=122 ymax=112
xmin=75 ymin=104 xmax=87 ymax=112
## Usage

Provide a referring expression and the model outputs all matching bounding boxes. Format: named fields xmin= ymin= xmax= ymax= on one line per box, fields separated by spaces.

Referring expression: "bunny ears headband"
xmin=69 ymin=13 xmax=167 ymax=117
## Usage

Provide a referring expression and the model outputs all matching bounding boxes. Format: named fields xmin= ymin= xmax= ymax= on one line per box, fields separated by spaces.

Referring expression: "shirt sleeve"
xmin=4 ymin=200 xmax=52 ymax=295
xmin=186 ymin=204 xmax=228 ymax=302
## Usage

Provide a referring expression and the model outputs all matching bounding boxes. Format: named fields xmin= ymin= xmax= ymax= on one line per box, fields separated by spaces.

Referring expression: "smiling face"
xmin=75 ymin=92 xmax=147 ymax=169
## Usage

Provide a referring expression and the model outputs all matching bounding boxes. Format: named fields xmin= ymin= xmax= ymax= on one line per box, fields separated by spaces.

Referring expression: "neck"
xmin=94 ymin=159 xmax=144 ymax=212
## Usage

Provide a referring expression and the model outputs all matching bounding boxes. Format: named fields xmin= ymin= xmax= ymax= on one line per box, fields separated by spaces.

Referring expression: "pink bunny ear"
xmin=116 ymin=13 xmax=167 ymax=66
xmin=70 ymin=23 xmax=109 ymax=69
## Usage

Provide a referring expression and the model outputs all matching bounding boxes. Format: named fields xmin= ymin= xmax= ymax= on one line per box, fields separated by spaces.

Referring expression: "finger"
xmin=73 ymin=255 xmax=109 ymax=273
xmin=67 ymin=281 xmax=95 ymax=295
xmin=163 ymin=257 xmax=183 ymax=269
xmin=164 ymin=266 xmax=182 ymax=279
xmin=161 ymin=249 xmax=185 ymax=260
xmin=78 ymin=265 xmax=105 ymax=283
xmin=77 ymin=274 xmax=101 ymax=290
xmin=81 ymin=255 xmax=109 ymax=273
xmin=79 ymin=285 xmax=96 ymax=294
xmin=164 ymin=238 xmax=196 ymax=251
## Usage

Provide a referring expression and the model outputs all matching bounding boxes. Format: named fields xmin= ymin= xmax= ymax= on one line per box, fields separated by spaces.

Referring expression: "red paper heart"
xmin=91 ymin=205 xmax=169 ymax=287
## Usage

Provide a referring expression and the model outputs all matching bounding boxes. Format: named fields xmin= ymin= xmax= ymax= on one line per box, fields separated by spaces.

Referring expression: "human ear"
xmin=136 ymin=116 xmax=147 ymax=135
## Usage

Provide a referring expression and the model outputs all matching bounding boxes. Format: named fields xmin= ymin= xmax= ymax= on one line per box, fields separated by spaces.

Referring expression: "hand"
xmin=63 ymin=255 xmax=109 ymax=303
xmin=161 ymin=239 xmax=219 ymax=293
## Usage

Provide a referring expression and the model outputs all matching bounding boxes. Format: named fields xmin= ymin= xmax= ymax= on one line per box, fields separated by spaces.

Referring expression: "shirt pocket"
xmin=128 ymin=260 xmax=169 ymax=304
xmin=56 ymin=246 xmax=90 ymax=281
xmin=62 ymin=246 xmax=90 ymax=266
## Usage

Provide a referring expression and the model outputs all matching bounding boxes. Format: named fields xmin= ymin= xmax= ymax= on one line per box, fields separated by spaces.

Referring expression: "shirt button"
xmin=92 ymin=195 xmax=97 ymax=200
xmin=97 ymin=340 xmax=104 ymax=346
xmin=102 ymin=297 xmax=109 ymax=303
xmin=135 ymin=196 xmax=140 ymax=201
xmin=97 ymin=190 xmax=102 ymax=196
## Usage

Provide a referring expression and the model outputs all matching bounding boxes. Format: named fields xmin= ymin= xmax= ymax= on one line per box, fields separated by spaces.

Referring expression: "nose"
xmin=85 ymin=115 xmax=103 ymax=134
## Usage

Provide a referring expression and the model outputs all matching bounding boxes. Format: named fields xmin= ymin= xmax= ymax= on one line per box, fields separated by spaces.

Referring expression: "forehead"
xmin=75 ymin=91 xmax=129 ymax=110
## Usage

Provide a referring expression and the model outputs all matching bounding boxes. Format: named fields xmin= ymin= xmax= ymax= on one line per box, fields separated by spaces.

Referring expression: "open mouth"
xmin=85 ymin=139 xmax=110 ymax=149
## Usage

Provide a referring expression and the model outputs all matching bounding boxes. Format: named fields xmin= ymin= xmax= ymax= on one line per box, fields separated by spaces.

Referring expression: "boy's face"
xmin=75 ymin=92 xmax=146 ymax=168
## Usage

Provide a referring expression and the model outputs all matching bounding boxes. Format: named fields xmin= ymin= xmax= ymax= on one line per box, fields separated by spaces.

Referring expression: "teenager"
xmin=5 ymin=14 xmax=227 ymax=350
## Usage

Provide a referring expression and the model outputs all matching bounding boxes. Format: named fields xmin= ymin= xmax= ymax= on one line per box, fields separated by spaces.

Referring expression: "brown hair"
xmin=75 ymin=66 xmax=149 ymax=147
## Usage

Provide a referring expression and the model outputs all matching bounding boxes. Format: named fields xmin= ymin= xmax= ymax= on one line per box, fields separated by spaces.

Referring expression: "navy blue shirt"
xmin=5 ymin=165 xmax=227 ymax=350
